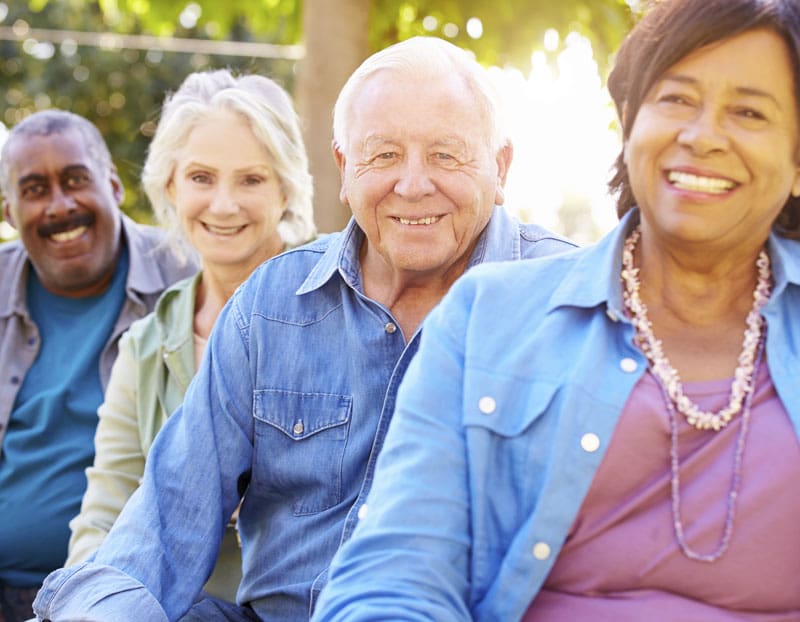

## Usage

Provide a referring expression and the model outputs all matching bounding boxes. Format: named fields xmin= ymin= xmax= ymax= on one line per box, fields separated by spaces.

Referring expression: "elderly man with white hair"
xmin=33 ymin=37 xmax=574 ymax=622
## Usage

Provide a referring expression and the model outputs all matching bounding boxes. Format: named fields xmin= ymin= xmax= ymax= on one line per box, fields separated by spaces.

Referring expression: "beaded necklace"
xmin=620 ymin=224 xmax=771 ymax=562
xmin=621 ymin=225 xmax=771 ymax=431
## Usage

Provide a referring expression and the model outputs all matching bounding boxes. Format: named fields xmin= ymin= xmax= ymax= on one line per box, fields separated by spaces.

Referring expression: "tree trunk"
xmin=296 ymin=0 xmax=370 ymax=233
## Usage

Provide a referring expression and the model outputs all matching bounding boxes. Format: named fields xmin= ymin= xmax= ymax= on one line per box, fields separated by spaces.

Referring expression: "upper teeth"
xmin=205 ymin=224 xmax=245 ymax=235
xmin=668 ymin=171 xmax=735 ymax=194
xmin=398 ymin=216 xmax=440 ymax=225
xmin=50 ymin=226 xmax=87 ymax=242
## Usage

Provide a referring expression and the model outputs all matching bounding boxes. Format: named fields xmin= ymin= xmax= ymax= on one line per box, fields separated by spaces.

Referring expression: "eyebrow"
xmin=660 ymin=74 xmax=782 ymax=109
xmin=181 ymin=161 xmax=272 ymax=174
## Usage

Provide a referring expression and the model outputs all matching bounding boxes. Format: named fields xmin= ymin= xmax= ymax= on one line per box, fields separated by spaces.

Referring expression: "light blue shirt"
xmin=33 ymin=208 xmax=575 ymax=622
xmin=314 ymin=210 xmax=800 ymax=622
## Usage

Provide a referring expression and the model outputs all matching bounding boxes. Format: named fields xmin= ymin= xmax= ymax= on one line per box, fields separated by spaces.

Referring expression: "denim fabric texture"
xmin=314 ymin=210 xmax=800 ymax=621
xmin=33 ymin=208 xmax=575 ymax=621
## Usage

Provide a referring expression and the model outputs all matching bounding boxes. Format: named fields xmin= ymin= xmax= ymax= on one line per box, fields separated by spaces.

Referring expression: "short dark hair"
xmin=607 ymin=0 xmax=800 ymax=238
xmin=0 ymin=109 xmax=113 ymax=200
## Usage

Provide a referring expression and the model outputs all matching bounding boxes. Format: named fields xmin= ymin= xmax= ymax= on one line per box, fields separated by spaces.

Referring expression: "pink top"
xmin=523 ymin=359 xmax=800 ymax=621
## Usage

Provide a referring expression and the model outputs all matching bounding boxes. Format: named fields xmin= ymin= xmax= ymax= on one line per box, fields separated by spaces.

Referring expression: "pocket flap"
xmin=463 ymin=374 xmax=559 ymax=437
xmin=254 ymin=389 xmax=352 ymax=440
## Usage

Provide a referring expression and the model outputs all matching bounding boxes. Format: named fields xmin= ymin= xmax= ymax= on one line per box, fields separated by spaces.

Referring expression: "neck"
xmin=623 ymin=225 xmax=771 ymax=382
xmin=361 ymin=250 xmax=467 ymax=342
xmin=636 ymin=233 xmax=765 ymax=328
xmin=193 ymin=252 xmax=277 ymax=339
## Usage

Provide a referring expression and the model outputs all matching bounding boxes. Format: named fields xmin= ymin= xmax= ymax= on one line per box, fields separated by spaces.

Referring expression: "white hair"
xmin=142 ymin=69 xmax=316 ymax=261
xmin=333 ymin=36 xmax=507 ymax=153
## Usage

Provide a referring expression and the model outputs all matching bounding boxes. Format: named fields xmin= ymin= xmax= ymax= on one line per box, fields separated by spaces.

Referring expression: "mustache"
xmin=38 ymin=213 xmax=94 ymax=237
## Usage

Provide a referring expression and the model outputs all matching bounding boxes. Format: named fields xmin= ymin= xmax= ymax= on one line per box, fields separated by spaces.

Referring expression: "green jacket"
xmin=67 ymin=272 xmax=243 ymax=601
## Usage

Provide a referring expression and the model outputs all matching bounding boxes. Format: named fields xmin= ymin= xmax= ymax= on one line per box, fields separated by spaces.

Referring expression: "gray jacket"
xmin=0 ymin=214 xmax=197 ymax=452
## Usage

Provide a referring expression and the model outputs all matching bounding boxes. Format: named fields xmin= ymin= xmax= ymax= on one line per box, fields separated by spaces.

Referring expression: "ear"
xmin=109 ymin=166 xmax=125 ymax=205
xmin=493 ymin=141 xmax=514 ymax=206
xmin=791 ymin=164 xmax=800 ymax=198
xmin=332 ymin=140 xmax=349 ymax=206
xmin=2 ymin=198 xmax=15 ymax=229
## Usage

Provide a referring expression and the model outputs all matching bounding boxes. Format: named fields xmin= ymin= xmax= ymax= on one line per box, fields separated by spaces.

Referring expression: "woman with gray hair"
xmin=66 ymin=68 xmax=315 ymax=603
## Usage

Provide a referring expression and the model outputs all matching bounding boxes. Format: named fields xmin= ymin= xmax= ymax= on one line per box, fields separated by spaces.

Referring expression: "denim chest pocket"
xmin=252 ymin=389 xmax=352 ymax=515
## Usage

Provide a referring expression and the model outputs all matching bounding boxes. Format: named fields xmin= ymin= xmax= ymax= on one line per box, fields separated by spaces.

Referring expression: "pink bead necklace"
xmin=620 ymin=224 xmax=771 ymax=562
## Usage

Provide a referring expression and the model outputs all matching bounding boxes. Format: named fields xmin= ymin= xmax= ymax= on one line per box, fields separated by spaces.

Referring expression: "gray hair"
xmin=0 ymin=109 xmax=113 ymax=202
xmin=142 ymin=69 xmax=316 ymax=258
xmin=333 ymin=36 xmax=507 ymax=154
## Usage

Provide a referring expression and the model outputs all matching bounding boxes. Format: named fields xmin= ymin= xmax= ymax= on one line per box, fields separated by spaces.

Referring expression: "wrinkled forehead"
xmin=347 ymin=68 xmax=492 ymax=145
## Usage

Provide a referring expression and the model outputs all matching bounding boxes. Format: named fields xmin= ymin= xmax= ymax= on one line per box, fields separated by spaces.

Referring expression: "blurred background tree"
xmin=0 ymin=0 xmax=635 ymax=240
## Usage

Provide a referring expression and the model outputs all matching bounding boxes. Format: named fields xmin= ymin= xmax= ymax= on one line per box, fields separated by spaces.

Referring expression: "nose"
xmin=208 ymin=184 xmax=239 ymax=216
xmin=677 ymin=106 xmax=729 ymax=156
xmin=393 ymin=156 xmax=436 ymax=201
xmin=44 ymin=184 xmax=77 ymax=218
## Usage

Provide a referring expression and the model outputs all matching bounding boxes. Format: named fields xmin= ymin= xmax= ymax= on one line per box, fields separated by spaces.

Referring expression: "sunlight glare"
xmin=495 ymin=32 xmax=620 ymax=244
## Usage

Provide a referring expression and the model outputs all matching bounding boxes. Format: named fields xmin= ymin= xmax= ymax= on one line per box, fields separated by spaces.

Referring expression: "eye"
xmin=435 ymin=152 xmax=455 ymax=160
xmin=242 ymin=175 xmax=265 ymax=186
xmin=375 ymin=152 xmax=398 ymax=161
xmin=657 ymin=93 xmax=692 ymax=106
xmin=64 ymin=172 xmax=90 ymax=188
xmin=190 ymin=172 xmax=213 ymax=184
xmin=20 ymin=182 xmax=47 ymax=199
xmin=734 ymin=107 xmax=767 ymax=121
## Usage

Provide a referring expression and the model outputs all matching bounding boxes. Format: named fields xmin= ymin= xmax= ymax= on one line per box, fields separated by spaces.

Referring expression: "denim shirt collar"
xmin=296 ymin=218 xmax=365 ymax=296
xmin=549 ymin=207 xmax=800 ymax=318
xmin=296 ymin=205 xmax=526 ymax=297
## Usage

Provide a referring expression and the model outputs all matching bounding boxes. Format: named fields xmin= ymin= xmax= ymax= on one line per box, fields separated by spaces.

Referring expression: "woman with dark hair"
xmin=314 ymin=0 xmax=800 ymax=619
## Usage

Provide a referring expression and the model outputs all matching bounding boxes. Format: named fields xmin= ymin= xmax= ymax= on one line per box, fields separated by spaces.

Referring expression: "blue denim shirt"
xmin=33 ymin=208 xmax=574 ymax=622
xmin=314 ymin=211 xmax=800 ymax=622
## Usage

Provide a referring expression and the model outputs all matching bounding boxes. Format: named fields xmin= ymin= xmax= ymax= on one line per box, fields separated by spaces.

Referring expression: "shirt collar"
xmin=549 ymin=208 xmax=800 ymax=316
xmin=548 ymin=209 xmax=636 ymax=316
xmin=767 ymin=230 xmax=800 ymax=298
xmin=296 ymin=218 xmax=363 ymax=296
xmin=0 ymin=240 xmax=30 ymax=319
xmin=465 ymin=205 xmax=525 ymax=267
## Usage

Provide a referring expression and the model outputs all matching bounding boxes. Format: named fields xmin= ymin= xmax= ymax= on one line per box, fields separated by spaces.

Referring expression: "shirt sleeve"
xmin=314 ymin=279 xmax=476 ymax=621
xmin=67 ymin=331 xmax=145 ymax=566
xmin=34 ymin=294 xmax=255 ymax=622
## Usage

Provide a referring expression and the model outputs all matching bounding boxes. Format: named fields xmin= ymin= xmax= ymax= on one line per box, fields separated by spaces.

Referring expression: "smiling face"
xmin=335 ymin=69 xmax=511 ymax=286
xmin=624 ymin=28 xmax=800 ymax=254
xmin=167 ymin=109 xmax=286 ymax=275
xmin=2 ymin=128 xmax=123 ymax=297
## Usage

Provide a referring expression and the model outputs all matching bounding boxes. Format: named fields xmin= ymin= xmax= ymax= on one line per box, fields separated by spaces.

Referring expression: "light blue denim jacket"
xmin=314 ymin=210 xmax=800 ymax=622
xmin=33 ymin=208 xmax=575 ymax=622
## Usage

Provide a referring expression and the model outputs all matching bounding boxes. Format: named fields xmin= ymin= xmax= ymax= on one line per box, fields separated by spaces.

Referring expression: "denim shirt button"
xmin=357 ymin=504 xmax=369 ymax=520
xmin=478 ymin=396 xmax=496 ymax=414
xmin=384 ymin=322 xmax=398 ymax=334
xmin=532 ymin=541 xmax=551 ymax=560
xmin=292 ymin=421 xmax=304 ymax=436
xmin=580 ymin=433 xmax=600 ymax=453
xmin=620 ymin=357 xmax=638 ymax=373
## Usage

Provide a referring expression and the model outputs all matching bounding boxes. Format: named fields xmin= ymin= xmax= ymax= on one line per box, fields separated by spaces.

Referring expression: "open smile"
xmin=666 ymin=170 xmax=738 ymax=194
xmin=40 ymin=213 xmax=94 ymax=244
xmin=203 ymin=223 xmax=248 ymax=236
xmin=394 ymin=215 xmax=442 ymax=226
xmin=50 ymin=225 xmax=88 ymax=243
